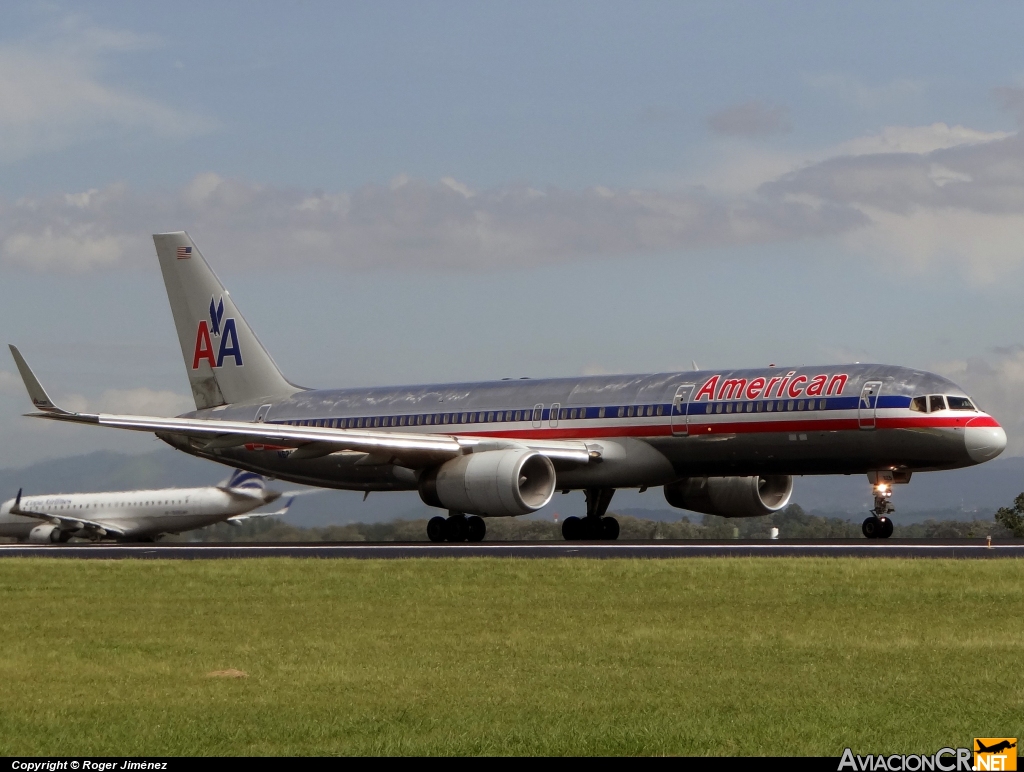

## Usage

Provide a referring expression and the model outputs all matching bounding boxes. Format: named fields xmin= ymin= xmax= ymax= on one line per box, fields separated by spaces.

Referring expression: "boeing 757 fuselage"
xmin=8 ymin=233 xmax=1007 ymax=543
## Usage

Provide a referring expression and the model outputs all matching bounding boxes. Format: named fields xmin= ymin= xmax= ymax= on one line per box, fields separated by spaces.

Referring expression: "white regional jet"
xmin=0 ymin=470 xmax=293 ymax=543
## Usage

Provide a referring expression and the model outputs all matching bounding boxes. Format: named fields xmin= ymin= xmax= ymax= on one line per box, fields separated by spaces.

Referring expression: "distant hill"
xmin=1 ymin=449 xmax=1022 ymax=528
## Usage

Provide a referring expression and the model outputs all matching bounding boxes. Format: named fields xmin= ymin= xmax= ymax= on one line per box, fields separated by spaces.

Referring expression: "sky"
xmin=4 ymin=1 xmax=1024 ymax=468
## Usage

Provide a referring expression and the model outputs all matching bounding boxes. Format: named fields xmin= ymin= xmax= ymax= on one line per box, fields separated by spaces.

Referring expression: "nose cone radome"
xmin=965 ymin=419 xmax=1007 ymax=463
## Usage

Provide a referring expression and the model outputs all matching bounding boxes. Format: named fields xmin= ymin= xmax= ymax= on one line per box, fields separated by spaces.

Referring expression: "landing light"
xmin=874 ymin=483 xmax=892 ymax=497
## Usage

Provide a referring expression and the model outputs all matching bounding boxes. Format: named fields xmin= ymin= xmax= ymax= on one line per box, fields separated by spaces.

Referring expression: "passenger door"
xmin=858 ymin=381 xmax=882 ymax=430
xmin=671 ymin=384 xmax=695 ymax=436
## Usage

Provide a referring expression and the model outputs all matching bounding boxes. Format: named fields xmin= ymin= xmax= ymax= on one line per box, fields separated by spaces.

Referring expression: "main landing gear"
xmin=427 ymin=513 xmax=486 ymax=543
xmin=862 ymin=482 xmax=895 ymax=539
xmin=562 ymin=488 xmax=620 ymax=541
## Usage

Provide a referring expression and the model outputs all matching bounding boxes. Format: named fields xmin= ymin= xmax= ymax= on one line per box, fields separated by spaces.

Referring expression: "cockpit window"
xmin=928 ymin=395 xmax=946 ymax=412
xmin=910 ymin=396 xmax=927 ymax=412
xmin=946 ymin=396 xmax=976 ymax=411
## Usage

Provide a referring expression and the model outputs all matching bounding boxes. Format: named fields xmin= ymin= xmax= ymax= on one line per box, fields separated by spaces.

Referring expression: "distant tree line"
xmin=171 ymin=503 xmax=1018 ymax=543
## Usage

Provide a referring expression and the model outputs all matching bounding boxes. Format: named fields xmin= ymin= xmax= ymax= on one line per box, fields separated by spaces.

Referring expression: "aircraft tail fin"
xmin=220 ymin=469 xmax=268 ymax=492
xmin=153 ymin=232 xmax=299 ymax=409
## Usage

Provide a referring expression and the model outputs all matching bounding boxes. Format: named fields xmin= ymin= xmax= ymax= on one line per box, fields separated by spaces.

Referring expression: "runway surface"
xmin=0 ymin=540 xmax=1022 ymax=559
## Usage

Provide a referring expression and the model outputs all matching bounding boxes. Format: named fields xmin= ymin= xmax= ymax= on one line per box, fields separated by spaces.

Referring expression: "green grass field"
xmin=0 ymin=558 xmax=1021 ymax=756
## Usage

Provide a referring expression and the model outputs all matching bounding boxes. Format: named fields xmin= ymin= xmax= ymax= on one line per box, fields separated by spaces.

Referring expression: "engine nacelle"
xmin=27 ymin=524 xmax=62 ymax=544
xmin=664 ymin=475 xmax=793 ymax=518
xmin=419 ymin=448 xmax=556 ymax=517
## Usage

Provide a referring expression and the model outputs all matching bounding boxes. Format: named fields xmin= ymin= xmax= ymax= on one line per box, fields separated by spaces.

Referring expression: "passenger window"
xmin=568 ymin=408 xmax=576 ymax=419
xmin=725 ymin=403 xmax=733 ymax=413
xmin=656 ymin=405 xmax=663 ymax=416
xmin=807 ymin=399 xmax=815 ymax=410
xmin=787 ymin=400 xmax=794 ymax=411
xmin=946 ymin=396 xmax=976 ymax=411
xmin=715 ymin=403 xmax=722 ymax=413
xmin=797 ymin=400 xmax=804 ymax=411
xmin=820 ymin=399 xmax=826 ymax=410
xmin=928 ymin=395 xmax=946 ymax=412
xmin=617 ymin=407 xmax=625 ymax=418
xmin=579 ymin=408 xmax=587 ymax=419
xmin=514 ymin=411 xmax=521 ymax=421
xmin=598 ymin=407 xmax=606 ymax=418
xmin=766 ymin=401 xmax=774 ymax=412
xmin=461 ymin=413 xmax=468 ymax=423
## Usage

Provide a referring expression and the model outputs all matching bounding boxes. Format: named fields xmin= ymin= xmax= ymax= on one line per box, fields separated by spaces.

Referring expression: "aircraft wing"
xmin=9 ymin=489 xmax=126 ymax=537
xmin=9 ymin=345 xmax=595 ymax=468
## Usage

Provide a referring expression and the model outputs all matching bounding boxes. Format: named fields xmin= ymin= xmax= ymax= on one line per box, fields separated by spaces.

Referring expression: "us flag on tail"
xmin=177 ymin=246 xmax=192 ymax=259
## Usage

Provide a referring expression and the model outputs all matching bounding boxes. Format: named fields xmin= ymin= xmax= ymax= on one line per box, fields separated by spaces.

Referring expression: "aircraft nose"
xmin=965 ymin=418 xmax=1007 ymax=463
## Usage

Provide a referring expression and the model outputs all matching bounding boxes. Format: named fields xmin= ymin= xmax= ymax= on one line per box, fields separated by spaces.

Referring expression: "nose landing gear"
xmin=863 ymin=483 xmax=895 ymax=539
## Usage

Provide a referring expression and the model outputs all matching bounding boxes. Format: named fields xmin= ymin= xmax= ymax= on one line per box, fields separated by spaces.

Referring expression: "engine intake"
xmin=419 ymin=448 xmax=556 ymax=517
xmin=664 ymin=475 xmax=793 ymax=518
xmin=27 ymin=524 xmax=62 ymax=544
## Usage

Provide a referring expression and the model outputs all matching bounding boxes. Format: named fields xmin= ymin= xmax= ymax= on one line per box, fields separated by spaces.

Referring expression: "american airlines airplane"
xmin=8 ymin=233 xmax=1007 ymax=543
xmin=0 ymin=469 xmax=293 ymax=543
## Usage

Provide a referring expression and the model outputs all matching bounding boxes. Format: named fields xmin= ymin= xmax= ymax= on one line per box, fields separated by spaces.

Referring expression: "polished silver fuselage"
xmin=162 ymin=363 xmax=1002 ymax=492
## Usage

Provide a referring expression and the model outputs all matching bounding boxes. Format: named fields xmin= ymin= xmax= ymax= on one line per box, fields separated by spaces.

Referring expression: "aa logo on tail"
xmin=192 ymin=295 xmax=243 ymax=369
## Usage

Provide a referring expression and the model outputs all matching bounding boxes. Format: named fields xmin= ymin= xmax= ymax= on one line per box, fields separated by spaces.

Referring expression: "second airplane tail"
xmin=153 ymin=232 xmax=298 ymax=410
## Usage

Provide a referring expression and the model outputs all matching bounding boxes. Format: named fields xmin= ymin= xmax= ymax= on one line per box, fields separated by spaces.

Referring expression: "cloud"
xmin=707 ymin=102 xmax=791 ymax=137
xmin=0 ymin=172 xmax=863 ymax=273
xmin=0 ymin=15 xmax=214 ymax=163
xmin=0 ymin=113 xmax=1020 ymax=277
xmin=61 ymin=388 xmax=193 ymax=417
xmin=831 ymin=123 xmax=1010 ymax=156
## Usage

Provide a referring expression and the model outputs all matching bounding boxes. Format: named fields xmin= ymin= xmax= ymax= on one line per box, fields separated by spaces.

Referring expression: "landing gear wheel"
xmin=878 ymin=516 xmax=893 ymax=539
xmin=562 ymin=516 xmax=582 ymax=541
xmin=582 ymin=517 xmax=602 ymax=540
xmin=862 ymin=516 xmax=882 ymax=539
xmin=466 ymin=516 xmax=486 ymax=542
xmin=427 ymin=516 xmax=447 ymax=543
xmin=601 ymin=516 xmax=620 ymax=541
xmin=446 ymin=515 xmax=469 ymax=542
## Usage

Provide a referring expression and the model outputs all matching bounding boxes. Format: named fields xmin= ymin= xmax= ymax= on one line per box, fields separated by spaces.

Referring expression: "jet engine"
xmin=27 ymin=524 xmax=63 ymax=543
xmin=419 ymin=448 xmax=556 ymax=517
xmin=664 ymin=475 xmax=793 ymax=518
